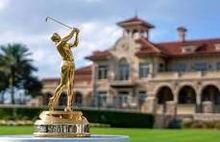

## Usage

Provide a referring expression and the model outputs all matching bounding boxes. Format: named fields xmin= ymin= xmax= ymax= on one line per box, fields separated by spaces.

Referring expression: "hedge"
xmin=0 ymin=106 xmax=154 ymax=128
xmin=82 ymin=109 xmax=154 ymax=128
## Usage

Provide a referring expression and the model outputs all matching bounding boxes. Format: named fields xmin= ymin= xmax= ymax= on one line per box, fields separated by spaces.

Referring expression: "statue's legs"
xmin=65 ymin=64 xmax=74 ymax=112
xmin=48 ymin=64 xmax=68 ymax=111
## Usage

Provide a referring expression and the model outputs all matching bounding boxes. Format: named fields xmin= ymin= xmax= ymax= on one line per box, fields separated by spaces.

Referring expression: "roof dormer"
xmin=181 ymin=45 xmax=199 ymax=53
xmin=117 ymin=16 xmax=155 ymax=40
xmin=215 ymin=43 xmax=220 ymax=51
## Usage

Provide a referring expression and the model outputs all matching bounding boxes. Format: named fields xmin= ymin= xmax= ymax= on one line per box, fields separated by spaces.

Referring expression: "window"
xmin=157 ymin=63 xmax=165 ymax=72
xmin=97 ymin=65 xmax=108 ymax=79
xmin=217 ymin=62 xmax=220 ymax=71
xmin=96 ymin=91 xmax=107 ymax=107
xmin=74 ymin=92 xmax=82 ymax=106
xmin=173 ymin=63 xmax=187 ymax=72
xmin=119 ymin=64 xmax=129 ymax=80
xmin=119 ymin=59 xmax=129 ymax=80
xmin=138 ymin=91 xmax=147 ymax=106
xmin=118 ymin=91 xmax=129 ymax=108
xmin=185 ymin=48 xmax=193 ymax=53
xmin=139 ymin=63 xmax=150 ymax=78
xmin=193 ymin=63 xmax=208 ymax=72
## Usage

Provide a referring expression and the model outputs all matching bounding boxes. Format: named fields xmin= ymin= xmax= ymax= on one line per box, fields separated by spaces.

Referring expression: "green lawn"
xmin=0 ymin=126 xmax=219 ymax=142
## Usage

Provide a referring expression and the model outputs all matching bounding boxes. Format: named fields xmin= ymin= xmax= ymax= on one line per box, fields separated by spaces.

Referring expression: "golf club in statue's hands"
xmin=45 ymin=16 xmax=72 ymax=29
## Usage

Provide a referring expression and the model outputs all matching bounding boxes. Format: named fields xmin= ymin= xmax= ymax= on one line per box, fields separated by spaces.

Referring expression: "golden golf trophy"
xmin=34 ymin=17 xmax=90 ymax=137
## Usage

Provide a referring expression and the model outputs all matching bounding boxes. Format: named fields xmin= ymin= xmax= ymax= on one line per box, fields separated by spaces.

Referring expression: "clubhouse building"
xmin=42 ymin=16 xmax=220 ymax=116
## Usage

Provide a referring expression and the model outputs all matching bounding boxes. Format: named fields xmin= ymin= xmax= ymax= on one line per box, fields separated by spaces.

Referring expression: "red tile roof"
xmin=87 ymin=37 xmax=220 ymax=59
xmin=136 ymin=37 xmax=220 ymax=57
xmin=75 ymin=65 xmax=92 ymax=82
xmin=117 ymin=16 xmax=155 ymax=28
xmin=85 ymin=50 xmax=111 ymax=61
xmin=42 ymin=78 xmax=59 ymax=83
xmin=135 ymin=37 xmax=167 ymax=57
xmin=75 ymin=65 xmax=92 ymax=75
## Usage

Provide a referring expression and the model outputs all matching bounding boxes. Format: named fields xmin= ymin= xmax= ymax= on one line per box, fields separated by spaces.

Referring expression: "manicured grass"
xmin=0 ymin=126 xmax=220 ymax=142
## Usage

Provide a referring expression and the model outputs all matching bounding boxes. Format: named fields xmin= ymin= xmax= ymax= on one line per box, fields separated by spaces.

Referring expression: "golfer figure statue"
xmin=34 ymin=17 xmax=90 ymax=137
xmin=48 ymin=27 xmax=79 ymax=112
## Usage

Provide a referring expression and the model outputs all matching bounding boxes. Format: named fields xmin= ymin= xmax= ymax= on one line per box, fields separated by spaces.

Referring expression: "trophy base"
xmin=0 ymin=135 xmax=129 ymax=142
xmin=33 ymin=111 xmax=90 ymax=137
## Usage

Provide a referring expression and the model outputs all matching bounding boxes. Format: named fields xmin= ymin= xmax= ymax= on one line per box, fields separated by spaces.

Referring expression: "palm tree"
xmin=0 ymin=43 xmax=37 ymax=104
xmin=23 ymin=76 xmax=42 ymax=98
xmin=0 ymin=70 xmax=8 ymax=103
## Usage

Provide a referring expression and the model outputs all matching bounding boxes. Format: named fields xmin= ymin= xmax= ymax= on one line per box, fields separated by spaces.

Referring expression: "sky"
xmin=1 ymin=0 xmax=220 ymax=78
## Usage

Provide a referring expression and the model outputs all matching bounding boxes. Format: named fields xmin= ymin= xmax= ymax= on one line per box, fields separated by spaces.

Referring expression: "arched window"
xmin=178 ymin=86 xmax=196 ymax=104
xmin=118 ymin=58 xmax=129 ymax=80
xmin=132 ymin=29 xmax=138 ymax=37
xmin=156 ymin=86 xmax=173 ymax=104
xmin=201 ymin=85 xmax=220 ymax=105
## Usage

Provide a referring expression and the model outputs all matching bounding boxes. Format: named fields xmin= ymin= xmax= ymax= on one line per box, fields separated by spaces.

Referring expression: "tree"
xmin=23 ymin=76 xmax=42 ymax=98
xmin=0 ymin=71 xmax=8 ymax=103
xmin=0 ymin=43 xmax=42 ymax=104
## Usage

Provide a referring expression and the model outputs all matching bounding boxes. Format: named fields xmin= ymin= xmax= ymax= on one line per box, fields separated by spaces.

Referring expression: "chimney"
xmin=177 ymin=26 xmax=187 ymax=42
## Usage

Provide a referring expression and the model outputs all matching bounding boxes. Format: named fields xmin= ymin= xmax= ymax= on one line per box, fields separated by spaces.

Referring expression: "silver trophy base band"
xmin=0 ymin=135 xmax=129 ymax=142
xmin=34 ymin=120 xmax=90 ymax=137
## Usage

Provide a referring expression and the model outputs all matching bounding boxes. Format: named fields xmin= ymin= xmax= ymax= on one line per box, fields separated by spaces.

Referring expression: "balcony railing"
xmin=196 ymin=104 xmax=220 ymax=113
xmin=156 ymin=104 xmax=196 ymax=114
xmin=96 ymin=71 xmax=220 ymax=84
xmin=177 ymin=104 xmax=195 ymax=114
xmin=109 ymin=79 xmax=135 ymax=87
xmin=146 ymin=71 xmax=220 ymax=81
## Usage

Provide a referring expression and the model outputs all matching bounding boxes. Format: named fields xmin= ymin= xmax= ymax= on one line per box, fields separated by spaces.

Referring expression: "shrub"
xmin=191 ymin=121 xmax=206 ymax=128
xmin=182 ymin=120 xmax=193 ymax=128
xmin=182 ymin=120 xmax=220 ymax=129
xmin=205 ymin=121 xmax=215 ymax=129
xmin=90 ymin=123 xmax=110 ymax=128
xmin=214 ymin=121 xmax=220 ymax=129
xmin=168 ymin=118 xmax=182 ymax=129
xmin=0 ymin=106 xmax=154 ymax=128
xmin=82 ymin=109 xmax=154 ymax=128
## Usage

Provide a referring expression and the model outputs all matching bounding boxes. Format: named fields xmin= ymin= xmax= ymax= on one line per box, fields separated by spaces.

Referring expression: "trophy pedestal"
xmin=0 ymin=135 xmax=129 ymax=142
xmin=33 ymin=111 xmax=90 ymax=137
